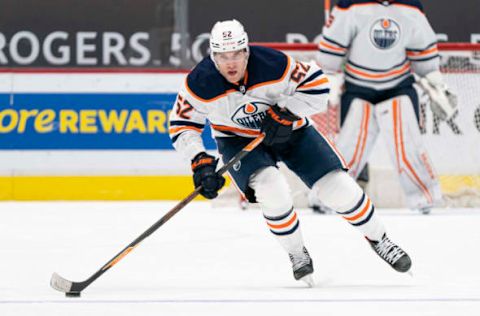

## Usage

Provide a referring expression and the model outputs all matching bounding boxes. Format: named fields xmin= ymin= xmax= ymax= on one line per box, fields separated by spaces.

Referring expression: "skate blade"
xmin=300 ymin=275 xmax=315 ymax=288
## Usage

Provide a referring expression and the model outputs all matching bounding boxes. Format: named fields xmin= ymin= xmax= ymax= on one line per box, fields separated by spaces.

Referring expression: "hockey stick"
xmin=50 ymin=133 xmax=265 ymax=297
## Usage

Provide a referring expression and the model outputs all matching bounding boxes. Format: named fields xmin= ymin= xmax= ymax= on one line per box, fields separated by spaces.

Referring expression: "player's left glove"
xmin=261 ymin=104 xmax=300 ymax=146
xmin=191 ymin=152 xmax=225 ymax=199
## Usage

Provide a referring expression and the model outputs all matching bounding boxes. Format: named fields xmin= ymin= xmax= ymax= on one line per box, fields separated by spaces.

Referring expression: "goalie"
xmin=316 ymin=0 xmax=457 ymax=214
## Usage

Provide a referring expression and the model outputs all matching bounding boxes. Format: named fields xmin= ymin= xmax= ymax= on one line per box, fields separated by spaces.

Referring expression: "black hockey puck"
xmin=66 ymin=292 xmax=81 ymax=298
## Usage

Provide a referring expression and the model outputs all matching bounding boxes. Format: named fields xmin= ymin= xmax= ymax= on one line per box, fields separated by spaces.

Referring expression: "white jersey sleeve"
xmin=405 ymin=11 xmax=440 ymax=77
xmin=317 ymin=5 xmax=354 ymax=73
xmin=168 ymin=82 xmax=208 ymax=161
xmin=279 ymin=58 xmax=331 ymax=117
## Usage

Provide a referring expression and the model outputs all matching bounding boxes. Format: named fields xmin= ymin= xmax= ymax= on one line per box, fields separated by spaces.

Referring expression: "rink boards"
xmin=0 ymin=71 xmax=479 ymax=201
xmin=0 ymin=71 xmax=203 ymax=200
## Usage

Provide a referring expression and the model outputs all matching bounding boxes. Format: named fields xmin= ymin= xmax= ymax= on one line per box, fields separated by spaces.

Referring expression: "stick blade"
xmin=50 ymin=272 xmax=73 ymax=293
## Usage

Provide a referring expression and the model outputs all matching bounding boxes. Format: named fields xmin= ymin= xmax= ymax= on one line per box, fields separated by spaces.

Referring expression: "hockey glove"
xmin=261 ymin=104 xmax=300 ymax=146
xmin=191 ymin=152 xmax=226 ymax=199
xmin=419 ymin=70 xmax=458 ymax=120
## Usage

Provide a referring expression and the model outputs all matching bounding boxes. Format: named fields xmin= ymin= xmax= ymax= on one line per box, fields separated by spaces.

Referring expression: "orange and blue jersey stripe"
xmin=210 ymin=118 xmax=309 ymax=138
xmin=169 ymin=120 xmax=205 ymax=143
xmin=318 ymin=36 xmax=348 ymax=57
xmin=296 ymin=69 xmax=330 ymax=95
xmin=406 ymin=42 xmax=439 ymax=62
xmin=210 ymin=123 xmax=261 ymax=138
xmin=345 ymin=59 xmax=412 ymax=84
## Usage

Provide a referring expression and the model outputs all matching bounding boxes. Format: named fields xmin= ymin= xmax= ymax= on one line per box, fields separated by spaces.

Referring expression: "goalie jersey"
xmin=169 ymin=45 xmax=330 ymax=160
xmin=319 ymin=0 xmax=440 ymax=90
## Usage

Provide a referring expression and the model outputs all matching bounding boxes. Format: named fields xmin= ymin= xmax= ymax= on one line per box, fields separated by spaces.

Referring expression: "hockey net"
xmin=214 ymin=42 xmax=480 ymax=208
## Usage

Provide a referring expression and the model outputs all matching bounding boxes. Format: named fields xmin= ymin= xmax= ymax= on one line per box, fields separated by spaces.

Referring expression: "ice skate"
xmin=310 ymin=203 xmax=331 ymax=214
xmin=414 ymin=206 xmax=431 ymax=215
xmin=367 ymin=234 xmax=412 ymax=273
xmin=308 ymin=191 xmax=331 ymax=215
xmin=289 ymin=247 xmax=314 ymax=286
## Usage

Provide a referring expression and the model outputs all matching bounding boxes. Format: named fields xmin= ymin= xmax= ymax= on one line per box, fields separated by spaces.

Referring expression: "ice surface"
xmin=1 ymin=201 xmax=479 ymax=315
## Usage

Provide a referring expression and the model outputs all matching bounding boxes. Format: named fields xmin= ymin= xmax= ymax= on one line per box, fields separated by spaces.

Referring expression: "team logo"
xmin=370 ymin=18 xmax=401 ymax=49
xmin=231 ymin=102 xmax=269 ymax=129
xmin=233 ymin=161 xmax=241 ymax=171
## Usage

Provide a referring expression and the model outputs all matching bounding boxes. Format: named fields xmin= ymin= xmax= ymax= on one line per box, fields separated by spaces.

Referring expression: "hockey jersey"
xmin=319 ymin=0 xmax=439 ymax=90
xmin=169 ymin=45 xmax=330 ymax=160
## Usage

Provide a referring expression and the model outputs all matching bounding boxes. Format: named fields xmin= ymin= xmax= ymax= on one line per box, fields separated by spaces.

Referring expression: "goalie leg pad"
xmin=375 ymin=95 xmax=443 ymax=209
xmin=312 ymin=170 xmax=385 ymax=241
xmin=336 ymin=98 xmax=379 ymax=179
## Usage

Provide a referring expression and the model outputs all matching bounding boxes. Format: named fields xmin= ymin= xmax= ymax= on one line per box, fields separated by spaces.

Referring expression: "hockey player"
xmin=169 ymin=19 xmax=412 ymax=286
xmin=317 ymin=0 xmax=457 ymax=214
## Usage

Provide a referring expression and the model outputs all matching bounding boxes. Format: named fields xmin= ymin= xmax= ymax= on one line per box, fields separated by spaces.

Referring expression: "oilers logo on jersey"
xmin=370 ymin=18 xmax=401 ymax=49
xmin=319 ymin=1 xmax=439 ymax=90
xmin=231 ymin=101 xmax=269 ymax=129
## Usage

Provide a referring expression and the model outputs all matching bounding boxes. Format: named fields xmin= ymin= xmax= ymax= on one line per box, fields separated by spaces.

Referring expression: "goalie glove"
xmin=419 ymin=70 xmax=458 ymax=120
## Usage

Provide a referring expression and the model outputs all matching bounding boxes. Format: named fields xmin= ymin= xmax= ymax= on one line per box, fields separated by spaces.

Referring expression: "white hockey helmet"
xmin=209 ymin=19 xmax=249 ymax=54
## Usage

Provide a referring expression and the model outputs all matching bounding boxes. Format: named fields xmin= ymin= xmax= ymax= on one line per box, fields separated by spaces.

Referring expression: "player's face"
xmin=213 ymin=50 xmax=248 ymax=83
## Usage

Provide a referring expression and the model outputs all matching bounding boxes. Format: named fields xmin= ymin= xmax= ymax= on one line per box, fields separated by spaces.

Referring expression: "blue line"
xmin=2 ymin=298 xmax=480 ymax=304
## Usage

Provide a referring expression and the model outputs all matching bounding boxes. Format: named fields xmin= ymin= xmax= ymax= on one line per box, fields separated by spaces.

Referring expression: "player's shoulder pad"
xmin=186 ymin=57 xmax=228 ymax=101
xmin=247 ymin=46 xmax=289 ymax=86
xmin=336 ymin=0 xmax=377 ymax=9
xmin=392 ymin=0 xmax=424 ymax=12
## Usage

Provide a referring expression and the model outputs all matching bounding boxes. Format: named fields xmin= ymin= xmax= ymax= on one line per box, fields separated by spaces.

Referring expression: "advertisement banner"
xmin=0 ymin=0 xmax=477 ymax=68
xmin=0 ymin=0 xmax=174 ymax=67
xmin=0 ymin=93 xmax=216 ymax=150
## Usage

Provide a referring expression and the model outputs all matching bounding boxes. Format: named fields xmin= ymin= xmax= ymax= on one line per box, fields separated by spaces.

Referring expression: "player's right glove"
xmin=261 ymin=104 xmax=300 ymax=146
xmin=191 ymin=152 xmax=225 ymax=199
